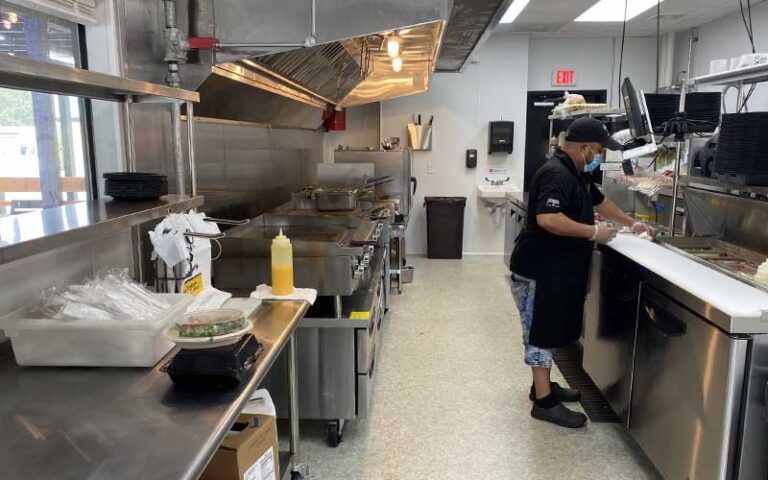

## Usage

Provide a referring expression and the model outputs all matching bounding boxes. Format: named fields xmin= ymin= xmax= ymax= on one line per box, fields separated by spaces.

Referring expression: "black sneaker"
xmin=529 ymin=382 xmax=582 ymax=403
xmin=531 ymin=402 xmax=588 ymax=428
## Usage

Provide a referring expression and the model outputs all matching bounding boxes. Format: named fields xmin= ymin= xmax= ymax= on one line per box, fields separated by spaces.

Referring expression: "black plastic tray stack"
xmin=685 ymin=92 xmax=721 ymax=133
xmin=104 ymin=172 xmax=168 ymax=200
xmin=645 ymin=93 xmax=680 ymax=132
xmin=714 ymin=112 xmax=768 ymax=185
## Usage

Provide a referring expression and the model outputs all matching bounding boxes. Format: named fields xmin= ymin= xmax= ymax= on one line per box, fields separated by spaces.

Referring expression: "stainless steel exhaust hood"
xmin=191 ymin=0 xmax=450 ymax=127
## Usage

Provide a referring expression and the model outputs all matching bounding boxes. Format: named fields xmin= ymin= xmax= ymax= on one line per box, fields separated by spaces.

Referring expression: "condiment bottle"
xmin=271 ymin=229 xmax=294 ymax=295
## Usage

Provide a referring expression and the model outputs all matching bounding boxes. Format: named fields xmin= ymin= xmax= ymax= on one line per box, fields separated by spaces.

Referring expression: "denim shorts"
xmin=511 ymin=273 xmax=553 ymax=368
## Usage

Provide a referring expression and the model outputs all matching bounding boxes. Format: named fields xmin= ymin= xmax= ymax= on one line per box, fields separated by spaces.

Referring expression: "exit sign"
xmin=552 ymin=69 xmax=577 ymax=86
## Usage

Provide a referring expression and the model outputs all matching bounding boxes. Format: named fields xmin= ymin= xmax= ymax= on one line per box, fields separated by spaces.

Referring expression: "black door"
xmin=524 ymin=90 xmax=608 ymax=191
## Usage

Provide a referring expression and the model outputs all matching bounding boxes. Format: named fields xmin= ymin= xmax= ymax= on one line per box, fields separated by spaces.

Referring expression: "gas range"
xmin=214 ymin=203 xmax=391 ymax=296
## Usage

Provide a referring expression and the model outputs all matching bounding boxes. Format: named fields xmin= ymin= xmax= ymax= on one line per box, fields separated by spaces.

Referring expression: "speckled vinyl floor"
xmin=298 ymin=255 xmax=662 ymax=480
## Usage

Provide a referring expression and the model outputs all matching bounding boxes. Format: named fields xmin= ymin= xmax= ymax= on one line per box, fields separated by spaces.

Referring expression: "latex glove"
xmin=591 ymin=222 xmax=617 ymax=244
xmin=631 ymin=221 xmax=656 ymax=237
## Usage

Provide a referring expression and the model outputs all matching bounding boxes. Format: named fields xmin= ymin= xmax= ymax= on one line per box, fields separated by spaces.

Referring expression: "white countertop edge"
xmin=606 ymin=234 xmax=768 ymax=321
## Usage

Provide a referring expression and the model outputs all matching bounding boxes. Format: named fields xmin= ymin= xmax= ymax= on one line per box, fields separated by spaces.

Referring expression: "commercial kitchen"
xmin=0 ymin=0 xmax=768 ymax=479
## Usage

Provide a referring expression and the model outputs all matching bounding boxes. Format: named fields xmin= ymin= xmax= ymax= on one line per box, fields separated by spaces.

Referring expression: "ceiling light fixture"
xmin=387 ymin=34 xmax=401 ymax=58
xmin=499 ymin=0 xmax=531 ymax=24
xmin=392 ymin=56 xmax=403 ymax=73
xmin=575 ymin=0 xmax=664 ymax=22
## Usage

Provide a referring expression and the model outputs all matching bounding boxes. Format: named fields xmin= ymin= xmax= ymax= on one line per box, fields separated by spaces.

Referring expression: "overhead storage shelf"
xmin=0 ymin=195 xmax=203 ymax=265
xmin=548 ymin=108 xmax=625 ymax=120
xmin=0 ymin=54 xmax=199 ymax=103
xmin=687 ymin=63 xmax=768 ymax=87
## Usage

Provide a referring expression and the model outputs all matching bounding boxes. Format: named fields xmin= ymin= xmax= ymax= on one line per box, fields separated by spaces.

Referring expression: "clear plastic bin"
xmin=2 ymin=294 xmax=193 ymax=367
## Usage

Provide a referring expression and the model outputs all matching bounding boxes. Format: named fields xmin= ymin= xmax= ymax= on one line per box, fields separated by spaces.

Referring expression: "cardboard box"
xmin=201 ymin=414 xmax=279 ymax=480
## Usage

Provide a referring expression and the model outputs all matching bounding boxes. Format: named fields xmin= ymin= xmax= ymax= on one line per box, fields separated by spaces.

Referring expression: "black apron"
xmin=512 ymin=154 xmax=595 ymax=349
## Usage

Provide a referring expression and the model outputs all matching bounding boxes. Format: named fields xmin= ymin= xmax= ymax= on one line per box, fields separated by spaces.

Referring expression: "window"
xmin=0 ymin=1 xmax=91 ymax=216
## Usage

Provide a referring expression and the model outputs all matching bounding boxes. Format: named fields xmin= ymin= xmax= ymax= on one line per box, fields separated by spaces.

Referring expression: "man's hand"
xmin=631 ymin=221 xmax=656 ymax=237
xmin=592 ymin=222 xmax=617 ymax=244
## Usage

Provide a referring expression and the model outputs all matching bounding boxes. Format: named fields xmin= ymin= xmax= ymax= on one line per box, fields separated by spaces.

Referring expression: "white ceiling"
xmin=494 ymin=0 xmax=760 ymax=37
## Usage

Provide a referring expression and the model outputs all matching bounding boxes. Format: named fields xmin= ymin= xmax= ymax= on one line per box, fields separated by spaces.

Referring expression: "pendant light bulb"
xmin=387 ymin=36 xmax=401 ymax=58
xmin=392 ymin=56 xmax=403 ymax=73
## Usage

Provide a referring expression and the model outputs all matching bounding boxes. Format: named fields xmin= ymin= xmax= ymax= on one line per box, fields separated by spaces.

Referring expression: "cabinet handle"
xmin=644 ymin=304 xmax=687 ymax=337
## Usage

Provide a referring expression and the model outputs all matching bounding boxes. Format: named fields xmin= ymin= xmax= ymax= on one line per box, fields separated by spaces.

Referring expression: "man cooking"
xmin=510 ymin=117 xmax=654 ymax=428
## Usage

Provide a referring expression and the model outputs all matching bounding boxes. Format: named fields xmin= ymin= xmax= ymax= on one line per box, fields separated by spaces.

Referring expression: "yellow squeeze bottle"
xmin=271 ymin=229 xmax=294 ymax=296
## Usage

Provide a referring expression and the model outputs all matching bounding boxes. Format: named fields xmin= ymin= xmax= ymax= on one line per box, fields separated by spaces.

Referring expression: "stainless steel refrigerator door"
xmin=630 ymin=284 xmax=748 ymax=480
xmin=582 ymin=248 xmax=641 ymax=426
xmin=735 ymin=333 xmax=768 ymax=479
xmin=263 ymin=326 xmax=358 ymax=420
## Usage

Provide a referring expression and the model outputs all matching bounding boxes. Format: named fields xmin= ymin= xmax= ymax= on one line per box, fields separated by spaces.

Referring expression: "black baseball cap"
xmin=565 ymin=117 xmax=623 ymax=151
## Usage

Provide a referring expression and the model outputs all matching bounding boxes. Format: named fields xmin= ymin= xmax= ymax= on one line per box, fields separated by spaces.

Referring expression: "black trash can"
xmin=424 ymin=196 xmax=467 ymax=259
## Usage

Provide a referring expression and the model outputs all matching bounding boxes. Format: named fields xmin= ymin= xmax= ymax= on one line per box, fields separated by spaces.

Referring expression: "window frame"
xmin=0 ymin=1 xmax=97 ymax=209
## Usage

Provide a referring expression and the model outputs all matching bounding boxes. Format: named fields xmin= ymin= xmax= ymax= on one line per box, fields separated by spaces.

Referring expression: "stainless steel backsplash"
xmin=119 ymin=0 xmax=323 ymax=218
xmin=684 ymin=188 xmax=768 ymax=255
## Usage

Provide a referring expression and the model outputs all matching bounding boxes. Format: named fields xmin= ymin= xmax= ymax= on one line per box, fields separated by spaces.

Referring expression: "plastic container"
xmin=2 ymin=293 xmax=193 ymax=367
xmin=401 ymin=265 xmax=415 ymax=283
xmin=165 ymin=309 xmax=252 ymax=350
xmin=424 ymin=197 xmax=467 ymax=259
xmin=271 ymin=229 xmax=294 ymax=295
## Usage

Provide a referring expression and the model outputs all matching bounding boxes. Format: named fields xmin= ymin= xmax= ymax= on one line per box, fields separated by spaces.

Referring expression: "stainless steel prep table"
xmin=0 ymin=299 xmax=309 ymax=480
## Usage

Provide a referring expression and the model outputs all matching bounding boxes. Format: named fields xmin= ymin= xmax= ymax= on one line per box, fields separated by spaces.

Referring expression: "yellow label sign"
xmin=182 ymin=273 xmax=204 ymax=296
xmin=349 ymin=311 xmax=371 ymax=321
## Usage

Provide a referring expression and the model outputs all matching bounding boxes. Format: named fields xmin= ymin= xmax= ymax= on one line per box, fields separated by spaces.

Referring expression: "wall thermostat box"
xmin=489 ymin=121 xmax=514 ymax=154
xmin=466 ymin=149 xmax=478 ymax=168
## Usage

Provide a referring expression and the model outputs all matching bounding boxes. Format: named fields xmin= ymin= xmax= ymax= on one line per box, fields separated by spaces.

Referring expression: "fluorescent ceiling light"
xmin=499 ymin=0 xmax=530 ymax=24
xmin=575 ymin=0 xmax=663 ymax=22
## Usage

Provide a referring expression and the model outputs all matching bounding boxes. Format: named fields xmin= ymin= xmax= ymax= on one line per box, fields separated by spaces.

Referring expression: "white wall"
xmin=528 ymin=36 xmax=658 ymax=106
xmin=381 ymin=34 xmax=530 ymax=255
xmin=379 ymin=33 xmax=658 ymax=255
xmin=674 ymin=0 xmax=768 ymax=112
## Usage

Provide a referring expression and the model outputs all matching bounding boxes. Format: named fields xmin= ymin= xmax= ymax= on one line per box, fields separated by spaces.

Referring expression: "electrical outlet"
xmin=427 ymin=162 xmax=437 ymax=174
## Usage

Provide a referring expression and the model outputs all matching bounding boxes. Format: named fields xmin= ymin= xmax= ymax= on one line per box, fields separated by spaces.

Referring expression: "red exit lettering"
xmin=553 ymin=70 xmax=576 ymax=86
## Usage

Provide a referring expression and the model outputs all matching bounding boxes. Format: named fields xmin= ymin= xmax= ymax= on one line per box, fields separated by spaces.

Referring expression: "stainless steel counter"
xmin=0 ymin=299 xmax=309 ymax=480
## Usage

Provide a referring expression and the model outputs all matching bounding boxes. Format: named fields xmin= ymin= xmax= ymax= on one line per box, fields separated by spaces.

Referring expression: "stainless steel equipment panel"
xmin=630 ymin=284 xmax=748 ymax=480
xmin=583 ymin=248 xmax=642 ymax=426
xmin=334 ymin=149 xmax=413 ymax=216
xmin=736 ymin=333 xmax=768 ymax=479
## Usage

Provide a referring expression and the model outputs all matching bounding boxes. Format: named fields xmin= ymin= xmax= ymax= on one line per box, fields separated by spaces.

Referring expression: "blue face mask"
xmin=584 ymin=153 xmax=602 ymax=173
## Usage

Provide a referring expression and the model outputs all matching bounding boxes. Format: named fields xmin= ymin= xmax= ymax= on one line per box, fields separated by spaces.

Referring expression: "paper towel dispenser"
xmin=489 ymin=121 xmax=514 ymax=154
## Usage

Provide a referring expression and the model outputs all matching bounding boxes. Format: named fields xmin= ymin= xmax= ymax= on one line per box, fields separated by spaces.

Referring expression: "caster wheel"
xmin=327 ymin=421 xmax=342 ymax=448
xmin=291 ymin=473 xmax=304 ymax=480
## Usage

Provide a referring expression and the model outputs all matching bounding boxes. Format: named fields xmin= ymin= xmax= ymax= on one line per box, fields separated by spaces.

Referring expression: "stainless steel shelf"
xmin=687 ymin=63 xmax=768 ymax=87
xmin=0 ymin=54 xmax=200 ymax=103
xmin=0 ymin=195 xmax=203 ymax=265
xmin=679 ymin=175 xmax=768 ymax=197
